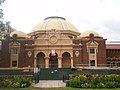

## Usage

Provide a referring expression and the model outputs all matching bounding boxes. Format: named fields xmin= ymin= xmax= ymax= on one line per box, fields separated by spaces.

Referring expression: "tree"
xmin=0 ymin=0 xmax=5 ymax=18
xmin=0 ymin=0 xmax=14 ymax=39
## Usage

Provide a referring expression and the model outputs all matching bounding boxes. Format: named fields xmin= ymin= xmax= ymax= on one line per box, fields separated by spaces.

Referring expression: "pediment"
xmin=87 ymin=41 xmax=98 ymax=47
xmin=9 ymin=41 xmax=20 ymax=46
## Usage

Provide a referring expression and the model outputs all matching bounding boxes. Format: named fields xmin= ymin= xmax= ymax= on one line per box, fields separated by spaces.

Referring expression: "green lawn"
xmin=1 ymin=87 xmax=120 ymax=90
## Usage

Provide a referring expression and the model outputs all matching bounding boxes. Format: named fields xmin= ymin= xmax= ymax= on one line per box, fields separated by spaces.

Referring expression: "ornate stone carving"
xmin=49 ymin=35 xmax=58 ymax=44
xmin=28 ymin=51 xmax=32 ymax=57
xmin=75 ymin=51 xmax=79 ymax=57
xmin=61 ymin=34 xmax=69 ymax=39
xmin=37 ymin=34 xmax=47 ymax=39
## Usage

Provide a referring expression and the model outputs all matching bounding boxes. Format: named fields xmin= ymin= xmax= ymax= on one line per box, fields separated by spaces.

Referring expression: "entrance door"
xmin=49 ymin=53 xmax=58 ymax=68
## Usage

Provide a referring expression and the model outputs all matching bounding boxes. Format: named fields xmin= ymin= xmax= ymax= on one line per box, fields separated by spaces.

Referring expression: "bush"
xmin=68 ymin=74 xmax=120 ymax=88
xmin=68 ymin=75 xmax=88 ymax=88
xmin=0 ymin=76 xmax=32 ymax=88
xmin=104 ymin=81 xmax=119 ymax=88
xmin=96 ymin=83 xmax=105 ymax=88
xmin=66 ymin=80 xmax=70 ymax=87
xmin=81 ymin=83 xmax=92 ymax=88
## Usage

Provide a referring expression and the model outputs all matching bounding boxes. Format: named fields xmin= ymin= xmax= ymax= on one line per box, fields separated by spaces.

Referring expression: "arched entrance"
xmin=49 ymin=53 xmax=58 ymax=68
xmin=36 ymin=52 xmax=45 ymax=68
xmin=62 ymin=52 xmax=71 ymax=68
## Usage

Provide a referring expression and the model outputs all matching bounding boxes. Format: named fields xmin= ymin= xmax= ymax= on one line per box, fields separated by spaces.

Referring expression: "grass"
xmin=1 ymin=87 xmax=120 ymax=90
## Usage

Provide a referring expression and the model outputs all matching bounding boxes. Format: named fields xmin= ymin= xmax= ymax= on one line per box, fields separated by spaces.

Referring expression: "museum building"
xmin=0 ymin=16 xmax=120 ymax=70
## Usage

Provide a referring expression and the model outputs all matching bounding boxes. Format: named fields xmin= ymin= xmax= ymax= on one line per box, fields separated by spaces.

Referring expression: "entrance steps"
xmin=33 ymin=80 xmax=66 ymax=88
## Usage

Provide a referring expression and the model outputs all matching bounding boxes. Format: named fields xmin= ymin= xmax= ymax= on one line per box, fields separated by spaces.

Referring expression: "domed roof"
xmin=81 ymin=30 xmax=101 ymax=37
xmin=10 ymin=31 xmax=28 ymax=38
xmin=32 ymin=16 xmax=79 ymax=33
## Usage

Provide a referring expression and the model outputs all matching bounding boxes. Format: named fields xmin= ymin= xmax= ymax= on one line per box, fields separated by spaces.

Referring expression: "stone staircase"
xmin=33 ymin=80 xmax=66 ymax=88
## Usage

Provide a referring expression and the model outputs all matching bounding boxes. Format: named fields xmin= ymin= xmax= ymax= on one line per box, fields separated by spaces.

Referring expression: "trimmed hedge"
xmin=67 ymin=74 xmax=120 ymax=88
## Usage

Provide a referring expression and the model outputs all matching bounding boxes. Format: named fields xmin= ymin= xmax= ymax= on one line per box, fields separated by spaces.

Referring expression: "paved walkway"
xmin=33 ymin=80 xmax=66 ymax=88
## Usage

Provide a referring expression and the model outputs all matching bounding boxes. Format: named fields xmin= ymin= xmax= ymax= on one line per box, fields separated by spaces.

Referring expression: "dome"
xmin=81 ymin=30 xmax=101 ymax=37
xmin=10 ymin=31 xmax=28 ymax=38
xmin=32 ymin=16 xmax=79 ymax=33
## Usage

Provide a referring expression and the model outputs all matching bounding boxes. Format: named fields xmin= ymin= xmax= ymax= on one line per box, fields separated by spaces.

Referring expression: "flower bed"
xmin=67 ymin=74 xmax=120 ymax=88
xmin=0 ymin=76 xmax=32 ymax=88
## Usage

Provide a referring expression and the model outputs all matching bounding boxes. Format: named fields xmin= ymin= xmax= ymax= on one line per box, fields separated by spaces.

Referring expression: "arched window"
xmin=62 ymin=52 xmax=71 ymax=68
xmin=49 ymin=53 xmax=58 ymax=68
xmin=36 ymin=52 xmax=45 ymax=68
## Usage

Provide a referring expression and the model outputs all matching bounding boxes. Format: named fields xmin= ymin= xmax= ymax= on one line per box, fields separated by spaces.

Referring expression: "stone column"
xmin=116 ymin=62 xmax=118 ymax=68
xmin=34 ymin=57 xmax=37 ymax=68
xmin=95 ymin=48 xmax=97 ymax=67
xmin=58 ymin=57 xmax=62 ymax=68
xmin=71 ymin=57 xmax=73 ymax=68
xmin=45 ymin=57 xmax=49 ymax=68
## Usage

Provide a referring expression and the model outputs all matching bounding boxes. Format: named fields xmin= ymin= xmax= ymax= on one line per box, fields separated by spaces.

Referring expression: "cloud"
xmin=99 ymin=20 xmax=120 ymax=40
xmin=2 ymin=0 xmax=120 ymax=41
xmin=101 ymin=20 xmax=120 ymax=31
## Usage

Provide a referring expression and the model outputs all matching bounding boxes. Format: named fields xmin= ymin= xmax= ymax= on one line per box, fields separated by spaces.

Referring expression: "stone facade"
xmin=0 ymin=16 xmax=119 ymax=70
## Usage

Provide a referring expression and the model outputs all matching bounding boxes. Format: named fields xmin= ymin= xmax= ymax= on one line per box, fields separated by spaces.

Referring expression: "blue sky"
xmin=2 ymin=0 xmax=120 ymax=41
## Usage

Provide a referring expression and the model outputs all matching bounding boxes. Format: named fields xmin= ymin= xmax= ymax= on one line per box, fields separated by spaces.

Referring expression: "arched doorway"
xmin=62 ymin=52 xmax=71 ymax=68
xmin=49 ymin=53 xmax=58 ymax=68
xmin=36 ymin=52 xmax=45 ymax=68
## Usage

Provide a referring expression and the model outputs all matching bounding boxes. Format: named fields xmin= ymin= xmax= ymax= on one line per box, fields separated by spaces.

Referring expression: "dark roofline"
xmin=44 ymin=16 xmax=66 ymax=20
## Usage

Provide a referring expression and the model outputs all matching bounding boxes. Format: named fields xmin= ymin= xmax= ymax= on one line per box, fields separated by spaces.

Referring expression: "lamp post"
xmin=28 ymin=65 xmax=31 ymax=71
xmin=34 ymin=67 xmax=39 ymax=84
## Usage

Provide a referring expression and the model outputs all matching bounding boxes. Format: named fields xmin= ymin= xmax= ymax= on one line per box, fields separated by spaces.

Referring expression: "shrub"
xmin=12 ymin=82 xmax=20 ymax=88
xmin=104 ymin=81 xmax=119 ymax=88
xmin=96 ymin=83 xmax=105 ymax=88
xmin=66 ymin=80 xmax=70 ymax=87
xmin=81 ymin=83 xmax=91 ymax=88
xmin=0 ymin=76 xmax=32 ymax=88
xmin=68 ymin=75 xmax=88 ymax=88
xmin=68 ymin=74 xmax=120 ymax=88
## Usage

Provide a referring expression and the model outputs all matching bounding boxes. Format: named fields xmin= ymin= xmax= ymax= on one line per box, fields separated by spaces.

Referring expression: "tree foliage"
xmin=0 ymin=0 xmax=14 ymax=39
xmin=0 ymin=0 xmax=5 ymax=17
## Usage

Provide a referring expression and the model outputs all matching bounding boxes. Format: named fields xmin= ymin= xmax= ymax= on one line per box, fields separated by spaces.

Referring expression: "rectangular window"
xmin=90 ymin=48 xmax=95 ymax=54
xmin=11 ymin=48 xmax=18 ymax=54
xmin=90 ymin=60 xmax=95 ymax=66
xmin=12 ymin=61 xmax=17 ymax=67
